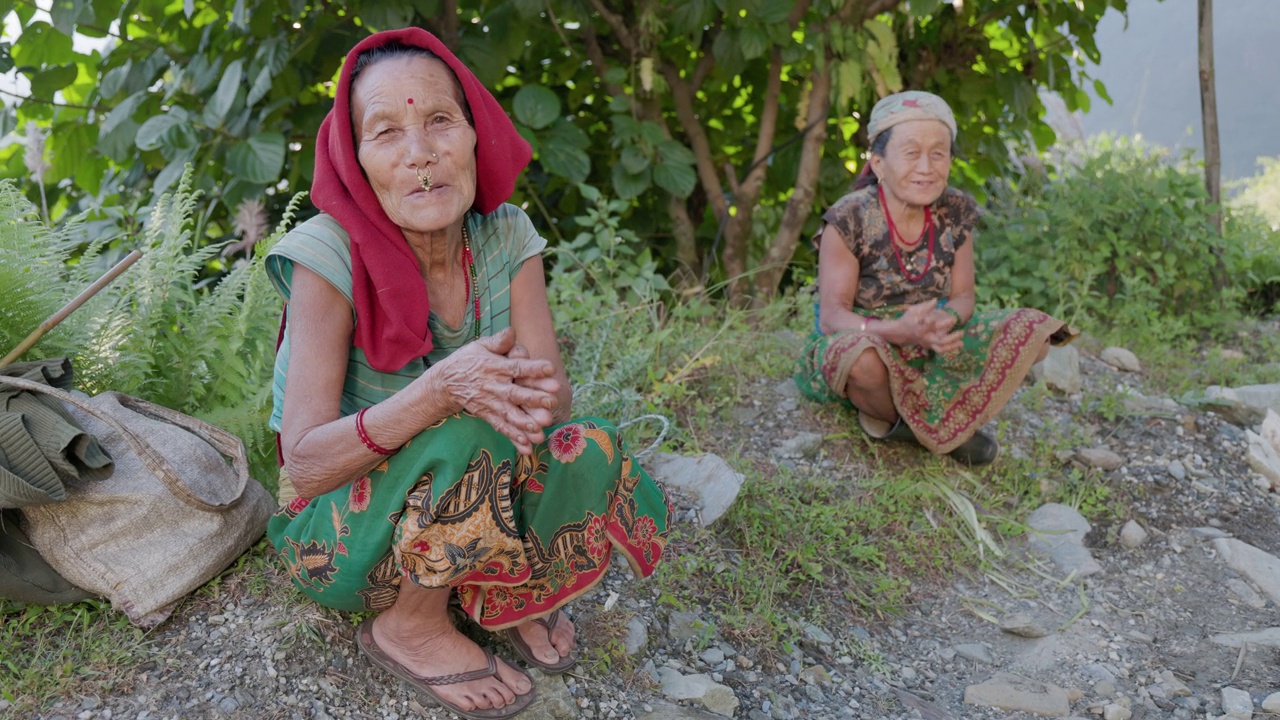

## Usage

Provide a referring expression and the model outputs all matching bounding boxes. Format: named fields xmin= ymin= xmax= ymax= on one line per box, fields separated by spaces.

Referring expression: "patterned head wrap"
xmin=867 ymin=91 xmax=957 ymax=145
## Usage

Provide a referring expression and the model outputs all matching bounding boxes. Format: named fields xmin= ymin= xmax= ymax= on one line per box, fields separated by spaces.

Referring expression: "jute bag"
xmin=0 ymin=376 xmax=275 ymax=626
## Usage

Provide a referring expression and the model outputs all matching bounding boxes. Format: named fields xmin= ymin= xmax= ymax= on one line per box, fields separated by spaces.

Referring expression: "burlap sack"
xmin=0 ymin=376 xmax=274 ymax=626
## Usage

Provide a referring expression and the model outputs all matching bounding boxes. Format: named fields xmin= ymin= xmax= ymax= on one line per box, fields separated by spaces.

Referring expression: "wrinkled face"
xmin=351 ymin=55 xmax=477 ymax=236
xmin=870 ymin=119 xmax=952 ymax=208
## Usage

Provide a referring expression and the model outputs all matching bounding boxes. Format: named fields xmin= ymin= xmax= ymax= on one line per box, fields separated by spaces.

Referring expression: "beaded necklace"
xmin=461 ymin=224 xmax=481 ymax=340
xmin=877 ymin=184 xmax=935 ymax=283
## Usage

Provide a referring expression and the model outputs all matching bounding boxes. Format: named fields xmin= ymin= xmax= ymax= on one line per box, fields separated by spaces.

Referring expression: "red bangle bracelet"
xmin=355 ymin=407 xmax=396 ymax=456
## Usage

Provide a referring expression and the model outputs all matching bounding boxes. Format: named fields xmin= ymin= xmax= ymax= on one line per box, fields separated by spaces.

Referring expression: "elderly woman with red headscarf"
xmin=796 ymin=91 xmax=1075 ymax=465
xmin=264 ymin=29 xmax=670 ymax=719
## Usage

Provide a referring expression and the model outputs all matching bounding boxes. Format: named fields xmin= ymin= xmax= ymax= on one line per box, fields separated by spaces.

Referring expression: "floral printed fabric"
xmin=268 ymin=414 xmax=671 ymax=630
xmin=796 ymin=308 xmax=1073 ymax=453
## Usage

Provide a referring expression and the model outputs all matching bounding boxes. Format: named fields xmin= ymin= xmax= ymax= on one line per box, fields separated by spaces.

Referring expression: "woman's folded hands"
xmin=430 ymin=328 xmax=561 ymax=454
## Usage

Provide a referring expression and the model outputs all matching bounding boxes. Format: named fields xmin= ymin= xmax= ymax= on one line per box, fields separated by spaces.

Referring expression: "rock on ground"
xmin=646 ymin=453 xmax=743 ymax=526
xmin=1213 ymin=538 xmax=1280 ymax=604
xmin=963 ymin=672 xmax=1072 ymax=717
xmin=1118 ymin=520 xmax=1148 ymax=549
xmin=1100 ymin=347 xmax=1142 ymax=372
xmin=1033 ymin=345 xmax=1082 ymax=395
xmin=1026 ymin=503 xmax=1103 ymax=578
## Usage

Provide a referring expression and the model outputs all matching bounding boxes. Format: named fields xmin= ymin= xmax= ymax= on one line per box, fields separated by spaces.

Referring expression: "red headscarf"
xmin=311 ymin=28 xmax=532 ymax=372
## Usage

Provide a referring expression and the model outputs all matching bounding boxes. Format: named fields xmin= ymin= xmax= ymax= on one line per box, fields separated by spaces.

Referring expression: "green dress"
xmin=796 ymin=187 xmax=1074 ymax=454
xmin=265 ymin=206 xmax=671 ymax=629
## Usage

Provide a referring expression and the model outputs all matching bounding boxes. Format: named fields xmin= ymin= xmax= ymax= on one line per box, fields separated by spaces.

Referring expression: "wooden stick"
xmin=0 ymin=249 xmax=143 ymax=369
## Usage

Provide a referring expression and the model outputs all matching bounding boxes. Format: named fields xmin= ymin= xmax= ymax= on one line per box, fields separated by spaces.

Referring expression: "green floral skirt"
xmin=796 ymin=307 xmax=1074 ymax=454
xmin=268 ymin=413 xmax=671 ymax=630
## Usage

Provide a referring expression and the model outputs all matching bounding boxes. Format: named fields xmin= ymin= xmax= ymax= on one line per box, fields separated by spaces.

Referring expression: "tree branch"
xmin=0 ymin=87 xmax=99 ymax=111
xmin=662 ymin=62 xmax=728 ymax=223
xmin=587 ymin=0 xmax=640 ymax=56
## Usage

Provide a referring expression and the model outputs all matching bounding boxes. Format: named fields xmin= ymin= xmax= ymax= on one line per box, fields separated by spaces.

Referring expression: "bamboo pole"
xmin=0 ymin=249 xmax=143 ymax=369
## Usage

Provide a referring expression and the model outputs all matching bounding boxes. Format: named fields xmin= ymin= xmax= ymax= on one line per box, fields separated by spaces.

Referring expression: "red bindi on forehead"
xmin=407 ymin=98 xmax=414 ymax=104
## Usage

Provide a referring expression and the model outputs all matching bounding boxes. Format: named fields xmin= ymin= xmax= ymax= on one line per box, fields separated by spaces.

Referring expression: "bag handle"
xmin=0 ymin=376 xmax=249 ymax=512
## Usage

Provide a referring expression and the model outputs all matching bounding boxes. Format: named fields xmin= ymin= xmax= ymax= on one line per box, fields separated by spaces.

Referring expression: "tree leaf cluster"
xmin=1 ymin=0 xmax=1128 ymax=306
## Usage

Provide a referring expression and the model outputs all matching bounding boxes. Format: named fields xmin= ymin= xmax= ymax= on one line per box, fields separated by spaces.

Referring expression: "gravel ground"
xmin=14 ymin=336 xmax=1280 ymax=720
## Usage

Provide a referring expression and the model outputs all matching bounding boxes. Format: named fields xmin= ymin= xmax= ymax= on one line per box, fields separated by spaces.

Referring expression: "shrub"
xmin=976 ymin=136 xmax=1257 ymax=338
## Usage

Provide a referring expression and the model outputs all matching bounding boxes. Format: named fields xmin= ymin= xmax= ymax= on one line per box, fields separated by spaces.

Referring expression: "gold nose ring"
xmin=416 ymin=165 xmax=432 ymax=192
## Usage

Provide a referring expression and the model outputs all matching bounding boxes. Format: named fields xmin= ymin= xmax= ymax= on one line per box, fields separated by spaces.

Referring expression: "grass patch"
xmin=0 ymin=598 xmax=153 ymax=711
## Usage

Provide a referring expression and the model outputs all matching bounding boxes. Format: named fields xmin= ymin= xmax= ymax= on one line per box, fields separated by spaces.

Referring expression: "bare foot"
xmin=372 ymin=615 xmax=531 ymax=712
xmin=513 ymin=610 xmax=577 ymax=666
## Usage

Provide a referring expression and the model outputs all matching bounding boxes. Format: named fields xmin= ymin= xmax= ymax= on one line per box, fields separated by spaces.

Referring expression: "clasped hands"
xmin=435 ymin=327 xmax=560 ymax=455
xmin=899 ymin=301 xmax=963 ymax=355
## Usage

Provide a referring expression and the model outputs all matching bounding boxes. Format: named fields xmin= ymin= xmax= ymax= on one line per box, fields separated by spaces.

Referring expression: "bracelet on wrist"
xmin=355 ymin=407 xmax=396 ymax=456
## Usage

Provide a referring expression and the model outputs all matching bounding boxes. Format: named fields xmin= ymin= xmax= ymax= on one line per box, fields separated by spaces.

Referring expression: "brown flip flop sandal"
xmin=356 ymin=618 xmax=536 ymax=720
xmin=503 ymin=609 xmax=579 ymax=674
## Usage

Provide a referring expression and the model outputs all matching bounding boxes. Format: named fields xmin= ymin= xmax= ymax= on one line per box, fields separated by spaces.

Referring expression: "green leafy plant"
xmin=978 ymin=136 xmax=1256 ymax=341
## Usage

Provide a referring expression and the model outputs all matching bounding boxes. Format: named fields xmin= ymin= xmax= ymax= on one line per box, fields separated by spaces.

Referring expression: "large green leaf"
xmin=620 ymin=145 xmax=651 ymax=174
xmin=135 ymin=114 xmax=185 ymax=151
xmin=11 ymin=22 xmax=74 ymax=67
xmin=49 ymin=121 xmax=100 ymax=194
xmin=611 ymin=162 xmax=651 ymax=200
xmin=655 ymin=139 xmax=696 ymax=167
xmin=205 ymin=58 xmax=244 ymax=128
xmin=738 ymin=26 xmax=770 ymax=61
xmin=540 ymin=143 xmax=590 ymax=183
xmin=27 ymin=63 xmax=78 ymax=99
xmin=653 ymin=161 xmax=697 ymax=198
xmin=513 ymin=85 xmax=561 ymax=131
xmin=226 ymin=132 xmax=285 ymax=184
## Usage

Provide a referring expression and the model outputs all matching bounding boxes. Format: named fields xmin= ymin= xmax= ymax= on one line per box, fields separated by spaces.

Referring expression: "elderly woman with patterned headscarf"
xmin=264 ymin=28 xmax=670 ymax=719
xmin=796 ymin=91 xmax=1075 ymax=465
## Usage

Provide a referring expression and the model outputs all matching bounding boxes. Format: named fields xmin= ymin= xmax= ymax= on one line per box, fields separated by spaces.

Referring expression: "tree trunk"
xmin=1197 ymin=0 xmax=1221 ymax=234
xmin=752 ymin=60 xmax=832 ymax=304
xmin=721 ymin=51 xmax=784 ymax=306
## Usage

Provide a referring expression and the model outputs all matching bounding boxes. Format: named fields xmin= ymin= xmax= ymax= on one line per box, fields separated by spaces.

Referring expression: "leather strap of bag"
xmin=0 ymin=377 xmax=249 ymax=512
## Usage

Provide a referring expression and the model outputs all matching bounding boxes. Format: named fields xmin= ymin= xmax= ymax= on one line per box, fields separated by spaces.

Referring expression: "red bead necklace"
xmin=878 ymin=184 xmax=935 ymax=283
xmin=461 ymin=225 xmax=481 ymax=340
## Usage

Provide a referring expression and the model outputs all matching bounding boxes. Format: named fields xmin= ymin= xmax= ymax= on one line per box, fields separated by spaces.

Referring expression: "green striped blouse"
xmin=266 ymin=204 xmax=548 ymax=432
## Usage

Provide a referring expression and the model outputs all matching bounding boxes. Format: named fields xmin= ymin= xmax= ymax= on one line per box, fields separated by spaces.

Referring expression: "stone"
xmin=1246 ymin=430 xmax=1280 ymax=491
xmin=773 ymin=378 xmax=801 ymax=399
xmin=647 ymin=453 xmax=744 ymax=526
xmin=1210 ymin=627 xmax=1280 ymax=649
xmin=1220 ymin=686 xmax=1253 ymax=720
xmin=1026 ymin=503 xmax=1103 ymax=578
xmin=1156 ymin=671 xmax=1192 ymax=698
xmin=798 ymin=665 xmax=830 ymax=685
xmin=1213 ymin=538 xmax=1280 ymax=604
xmin=1262 ymin=409 xmax=1280 ymax=453
xmin=1167 ymin=460 xmax=1187 ymax=481
xmin=777 ymin=431 xmax=824 ymax=459
xmin=1225 ymin=578 xmax=1267 ymax=609
xmin=668 ymin=611 xmax=716 ymax=645
xmin=1093 ymin=680 xmax=1117 ymax=698
xmin=1033 ymin=345 xmax=1082 ymax=395
xmin=963 ymin=672 xmax=1071 ymax=717
xmin=1102 ymin=703 xmax=1132 ymax=720
xmin=1261 ymin=693 xmax=1280 ymax=713
xmin=1200 ymin=384 xmax=1280 ymax=427
xmin=527 ymin=673 xmax=576 ymax=719
xmin=656 ymin=669 xmax=739 ymax=717
xmin=802 ymin=623 xmax=834 ymax=644
xmin=625 ymin=617 xmax=649 ymax=655
xmin=1000 ymin=612 xmax=1050 ymax=638
xmin=1118 ymin=520 xmax=1149 ymax=549
xmin=1077 ymin=447 xmax=1124 ymax=471
xmin=954 ymin=643 xmax=994 ymax=664
xmin=699 ymin=648 xmax=725 ymax=665
xmin=1100 ymin=347 xmax=1142 ymax=372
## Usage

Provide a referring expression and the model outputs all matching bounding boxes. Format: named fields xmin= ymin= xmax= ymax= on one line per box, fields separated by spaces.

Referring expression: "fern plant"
xmin=0 ymin=183 xmax=89 ymax=362
xmin=0 ymin=171 xmax=301 ymax=486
